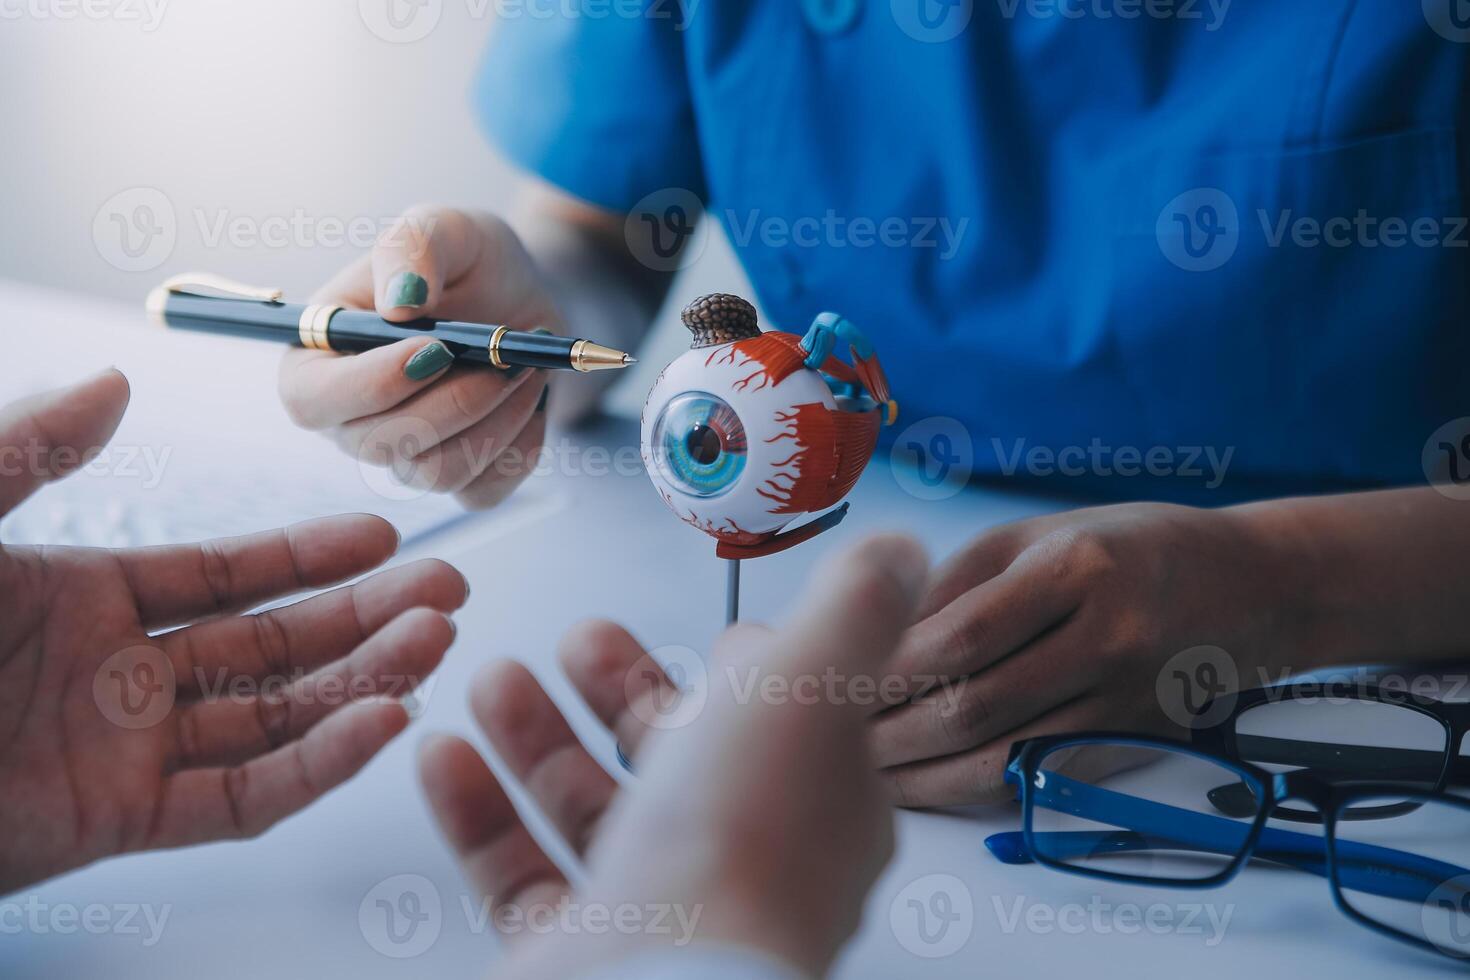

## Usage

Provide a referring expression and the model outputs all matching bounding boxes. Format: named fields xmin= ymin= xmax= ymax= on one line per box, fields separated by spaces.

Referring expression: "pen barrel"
xmin=325 ymin=311 xmax=497 ymax=365
xmin=154 ymin=293 xmax=305 ymax=344
xmin=152 ymin=291 xmax=584 ymax=370
xmin=327 ymin=312 xmax=575 ymax=368
xmin=493 ymin=330 xmax=578 ymax=370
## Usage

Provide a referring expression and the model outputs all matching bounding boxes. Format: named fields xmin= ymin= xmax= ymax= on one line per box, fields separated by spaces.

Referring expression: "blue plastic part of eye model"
xmin=801 ymin=311 xmax=875 ymax=370
xmin=654 ymin=392 xmax=748 ymax=498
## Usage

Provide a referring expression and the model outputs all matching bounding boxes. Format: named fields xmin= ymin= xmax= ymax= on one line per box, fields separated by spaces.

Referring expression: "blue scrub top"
xmin=477 ymin=3 xmax=1469 ymax=502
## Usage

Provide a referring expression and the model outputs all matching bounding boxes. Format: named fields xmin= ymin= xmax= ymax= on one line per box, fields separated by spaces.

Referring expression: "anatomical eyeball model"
xmin=641 ymin=293 xmax=897 ymax=563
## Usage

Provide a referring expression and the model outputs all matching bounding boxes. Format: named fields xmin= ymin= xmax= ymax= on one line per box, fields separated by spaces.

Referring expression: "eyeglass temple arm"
xmin=985 ymin=773 xmax=1468 ymax=903
xmin=1230 ymin=734 xmax=1455 ymax=782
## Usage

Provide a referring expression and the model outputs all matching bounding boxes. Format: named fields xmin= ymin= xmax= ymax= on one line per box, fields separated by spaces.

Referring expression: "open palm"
xmin=0 ymin=370 xmax=468 ymax=893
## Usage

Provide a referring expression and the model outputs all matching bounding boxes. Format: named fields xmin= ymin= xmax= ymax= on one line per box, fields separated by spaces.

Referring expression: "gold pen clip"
xmin=146 ymin=273 xmax=285 ymax=324
xmin=158 ymin=273 xmax=285 ymax=303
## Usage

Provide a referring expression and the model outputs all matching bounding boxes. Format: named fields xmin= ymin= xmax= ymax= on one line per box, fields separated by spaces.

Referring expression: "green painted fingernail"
xmin=405 ymin=341 xmax=453 ymax=381
xmin=385 ymin=270 xmax=429 ymax=309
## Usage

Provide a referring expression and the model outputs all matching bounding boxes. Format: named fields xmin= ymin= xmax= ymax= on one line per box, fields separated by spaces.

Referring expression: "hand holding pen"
xmin=270 ymin=207 xmax=606 ymax=509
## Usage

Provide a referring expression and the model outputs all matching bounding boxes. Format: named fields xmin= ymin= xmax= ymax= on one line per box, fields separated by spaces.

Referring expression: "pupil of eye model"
xmin=685 ymin=424 xmax=723 ymax=465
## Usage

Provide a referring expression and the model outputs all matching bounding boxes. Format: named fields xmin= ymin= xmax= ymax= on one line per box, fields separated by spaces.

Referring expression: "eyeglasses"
xmin=1190 ymin=681 xmax=1470 ymax=824
xmin=986 ymin=733 xmax=1470 ymax=961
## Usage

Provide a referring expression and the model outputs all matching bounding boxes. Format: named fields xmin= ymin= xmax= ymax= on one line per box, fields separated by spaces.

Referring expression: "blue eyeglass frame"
xmin=1191 ymin=681 xmax=1470 ymax=799
xmin=986 ymin=732 xmax=1470 ymax=962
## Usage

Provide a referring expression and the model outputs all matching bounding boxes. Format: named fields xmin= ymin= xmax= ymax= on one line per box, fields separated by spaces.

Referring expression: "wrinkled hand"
xmin=868 ymin=502 xmax=1288 ymax=807
xmin=278 ymin=206 xmax=561 ymax=509
xmin=419 ymin=535 xmax=928 ymax=978
xmin=0 ymin=371 xmax=468 ymax=893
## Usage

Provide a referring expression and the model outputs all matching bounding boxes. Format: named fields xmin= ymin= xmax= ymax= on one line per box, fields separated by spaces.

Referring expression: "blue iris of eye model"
xmin=654 ymin=392 xmax=748 ymax=498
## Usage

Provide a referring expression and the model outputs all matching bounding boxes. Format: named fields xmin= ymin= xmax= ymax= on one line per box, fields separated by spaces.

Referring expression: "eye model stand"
xmin=726 ymin=559 xmax=741 ymax=626
xmin=715 ymin=503 xmax=851 ymax=625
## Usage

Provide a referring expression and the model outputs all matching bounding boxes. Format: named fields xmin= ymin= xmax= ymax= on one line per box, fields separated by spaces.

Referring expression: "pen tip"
xmin=573 ymin=342 xmax=639 ymax=371
xmin=624 ymin=355 xmax=638 ymax=365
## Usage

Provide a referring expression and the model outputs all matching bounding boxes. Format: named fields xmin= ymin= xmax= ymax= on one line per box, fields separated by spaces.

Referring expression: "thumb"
xmin=370 ymin=207 xmax=481 ymax=322
xmin=706 ymin=534 xmax=928 ymax=724
xmin=0 ymin=368 xmax=131 ymax=517
xmin=776 ymin=533 xmax=929 ymax=686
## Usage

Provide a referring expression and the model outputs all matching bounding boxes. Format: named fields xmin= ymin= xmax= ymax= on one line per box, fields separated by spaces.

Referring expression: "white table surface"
xmin=0 ymin=282 xmax=1452 ymax=979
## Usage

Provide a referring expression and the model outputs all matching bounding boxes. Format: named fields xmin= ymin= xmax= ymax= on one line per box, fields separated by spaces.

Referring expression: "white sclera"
xmin=641 ymin=342 xmax=836 ymax=541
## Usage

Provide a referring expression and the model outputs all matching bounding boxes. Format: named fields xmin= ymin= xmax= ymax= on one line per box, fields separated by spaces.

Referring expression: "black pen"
xmin=145 ymin=273 xmax=636 ymax=373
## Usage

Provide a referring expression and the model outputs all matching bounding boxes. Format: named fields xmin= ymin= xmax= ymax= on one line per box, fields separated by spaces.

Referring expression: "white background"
xmin=0 ymin=0 xmax=745 ymax=409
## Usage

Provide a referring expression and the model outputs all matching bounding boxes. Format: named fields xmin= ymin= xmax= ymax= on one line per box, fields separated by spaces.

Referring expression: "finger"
xmin=163 ymin=558 xmax=466 ymax=698
xmin=919 ymin=510 xmax=1104 ymax=619
xmin=868 ymin=617 xmax=1094 ymax=768
xmin=418 ymin=735 xmax=569 ymax=939
xmin=148 ymin=698 xmax=409 ymax=846
xmin=0 ymin=368 xmax=130 ymax=518
xmin=116 ymin=514 xmax=401 ymax=630
xmin=173 ymin=607 xmax=456 ymax=768
xmin=880 ymin=694 xmax=1102 ymax=808
xmin=336 ymin=367 xmax=545 ymax=485
xmin=470 ymin=660 xmax=619 ymax=857
xmin=310 ymin=252 xmax=375 ymax=308
xmin=281 ymin=207 xmax=559 ymax=432
xmin=284 ymin=249 xmax=449 ymax=431
xmin=558 ymin=620 xmax=675 ymax=759
xmin=370 ymin=207 xmax=484 ymax=320
xmin=881 ymin=537 xmax=1087 ymax=705
xmin=404 ymin=371 xmax=548 ymax=495
xmin=287 ymin=249 xmax=453 ymax=431
xmin=372 ymin=209 xmax=558 ymax=328
xmin=453 ymin=408 xmax=548 ymax=511
xmin=916 ymin=522 xmax=1034 ymax=620
xmin=764 ymin=534 xmax=929 ymax=691
xmin=278 ymin=337 xmax=456 ymax=432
